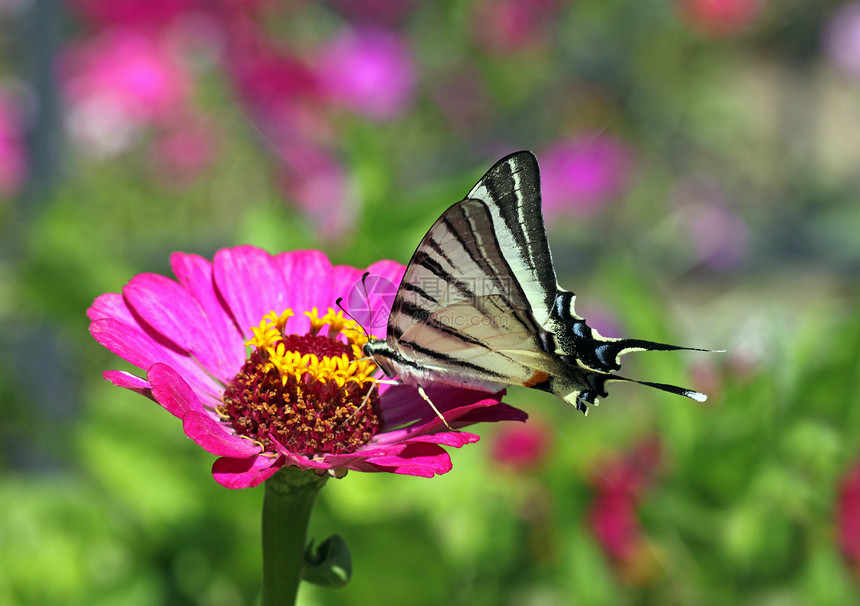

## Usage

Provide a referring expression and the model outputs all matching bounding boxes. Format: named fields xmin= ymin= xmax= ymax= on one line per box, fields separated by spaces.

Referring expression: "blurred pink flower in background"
xmin=472 ymin=0 xmax=560 ymax=53
xmin=150 ymin=116 xmax=216 ymax=186
xmin=277 ymin=144 xmax=358 ymax=242
xmin=590 ymin=489 xmax=640 ymax=561
xmin=671 ymin=177 xmax=749 ymax=270
xmin=676 ymin=0 xmax=765 ymax=37
xmin=539 ymin=133 xmax=635 ymax=218
xmin=62 ymin=29 xmax=193 ymax=154
xmin=223 ymin=23 xmax=335 ymax=149
xmin=838 ymin=461 xmax=860 ymax=580
xmin=591 ymin=438 xmax=662 ymax=499
xmin=226 ymin=27 xmax=319 ymax=118
xmin=574 ymin=305 xmax=623 ymax=339
xmin=824 ymin=2 xmax=860 ymax=79
xmin=0 ymin=87 xmax=27 ymax=198
xmin=490 ymin=421 xmax=553 ymax=473
xmin=317 ymin=28 xmax=416 ymax=121
xmin=588 ymin=438 xmax=663 ymax=581
xmin=69 ymin=0 xmax=197 ymax=31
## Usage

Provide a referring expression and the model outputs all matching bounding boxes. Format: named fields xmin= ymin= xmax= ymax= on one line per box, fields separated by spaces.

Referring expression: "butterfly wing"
xmin=379 ymin=194 xmax=614 ymax=411
xmin=387 ymin=151 xmax=554 ymax=337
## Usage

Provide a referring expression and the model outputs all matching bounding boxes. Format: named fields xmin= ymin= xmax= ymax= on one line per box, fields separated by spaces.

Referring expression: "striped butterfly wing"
xmin=387 ymin=197 xmax=553 ymax=393
xmin=464 ymin=151 xmax=558 ymax=326
xmin=388 ymin=151 xmax=554 ymax=338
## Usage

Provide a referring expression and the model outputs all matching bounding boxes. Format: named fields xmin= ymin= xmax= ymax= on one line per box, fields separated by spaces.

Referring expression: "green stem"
xmin=261 ymin=467 xmax=328 ymax=606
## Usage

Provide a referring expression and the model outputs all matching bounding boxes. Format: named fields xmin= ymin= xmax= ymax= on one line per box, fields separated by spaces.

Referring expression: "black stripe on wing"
xmin=395 ymin=336 xmax=508 ymax=380
xmin=388 ymin=198 xmax=534 ymax=346
xmin=467 ymin=151 xmax=559 ymax=322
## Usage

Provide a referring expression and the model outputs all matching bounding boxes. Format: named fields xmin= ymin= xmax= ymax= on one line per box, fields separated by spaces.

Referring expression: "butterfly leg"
xmin=417 ymin=385 xmax=454 ymax=431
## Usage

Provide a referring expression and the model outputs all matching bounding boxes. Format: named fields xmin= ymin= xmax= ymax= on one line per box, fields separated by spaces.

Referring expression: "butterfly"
xmin=360 ymin=151 xmax=710 ymax=419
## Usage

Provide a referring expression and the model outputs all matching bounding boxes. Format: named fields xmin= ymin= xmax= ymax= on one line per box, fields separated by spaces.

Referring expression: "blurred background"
xmin=1 ymin=0 xmax=859 ymax=604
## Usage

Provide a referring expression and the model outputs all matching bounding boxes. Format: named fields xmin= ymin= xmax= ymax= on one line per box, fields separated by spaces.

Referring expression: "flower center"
xmin=218 ymin=309 xmax=381 ymax=457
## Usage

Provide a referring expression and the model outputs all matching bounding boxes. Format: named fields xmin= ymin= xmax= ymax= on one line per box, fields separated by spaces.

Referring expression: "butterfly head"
xmin=362 ymin=338 xmax=398 ymax=378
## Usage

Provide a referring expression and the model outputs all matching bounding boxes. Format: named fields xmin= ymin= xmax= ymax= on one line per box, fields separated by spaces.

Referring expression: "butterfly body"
xmin=364 ymin=151 xmax=708 ymax=414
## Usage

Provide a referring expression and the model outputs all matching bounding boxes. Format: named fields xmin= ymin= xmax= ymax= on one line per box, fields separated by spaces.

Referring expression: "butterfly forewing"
xmin=388 ymin=197 xmax=535 ymax=344
xmin=466 ymin=151 xmax=559 ymax=326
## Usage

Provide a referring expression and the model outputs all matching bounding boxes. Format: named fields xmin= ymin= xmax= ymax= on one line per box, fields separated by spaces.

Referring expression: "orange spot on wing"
xmin=523 ymin=371 xmax=550 ymax=388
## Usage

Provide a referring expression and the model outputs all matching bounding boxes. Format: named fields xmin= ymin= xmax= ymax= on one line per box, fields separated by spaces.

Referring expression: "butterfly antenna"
xmin=360 ymin=271 xmax=379 ymax=334
xmin=335 ymin=296 xmax=371 ymax=338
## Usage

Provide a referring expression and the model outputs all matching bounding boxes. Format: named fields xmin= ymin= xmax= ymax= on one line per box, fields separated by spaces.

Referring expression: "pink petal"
xmin=90 ymin=318 xmax=219 ymax=401
xmin=170 ymin=252 xmax=245 ymax=376
xmin=377 ymin=386 xmax=524 ymax=444
xmin=90 ymin=318 xmax=176 ymax=377
xmin=183 ymin=410 xmax=262 ymax=458
xmin=103 ymin=370 xmax=152 ymax=398
xmin=451 ymin=401 xmax=527 ymax=426
xmin=330 ymin=264 xmax=365 ymax=301
xmin=379 ymin=384 xmax=500 ymax=428
xmin=269 ymin=437 xmax=331 ymax=471
xmin=274 ymin=249 xmax=334 ymax=333
xmin=123 ymin=273 xmax=228 ymax=380
xmin=213 ymin=246 xmax=289 ymax=337
xmin=322 ymin=430 xmax=478 ymax=473
xmin=402 ymin=431 xmax=480 ymax=448
xmin=148 ymin=362 xmax=207 ymax=418
xmin=365 ymin=259 xmax=405 ymax=290
xmin=148 ymin=363 xmax=259 ymax=456
xmin=87 ymin=292 xmax=135 ymax=323
xmin=363 ymin=442 xmax=454 ymax=477
xmin=212 ymin=454 xmax=282 ymax=489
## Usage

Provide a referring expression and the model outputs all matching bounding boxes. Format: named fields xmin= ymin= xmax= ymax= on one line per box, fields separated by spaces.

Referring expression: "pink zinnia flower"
xmin=472 ymin=0 xmax=560 ymax=53
xmin=62 ymin=29 xmax=193 ymax=153
xmin=317 ymin=28 xmax=416 ymax=121
xmin=838 ymin=461 xmax=860 ymax=578
xmin=676 ymin=0 xmax=764 ymax=37
xmin=490 ymin=421 xmax=552 ymax=472
xmin=0 ymin=87 xmax=27 ymax=198
xmin=150 ymin=115 xmax=217 ymax=186
xmin=88 ymin=246 xmax=525 ymax=489
xmin=539 ymin=134 xmax=635 ymax=219
xmin=671 ymin=176 xmax=749 ymax=271
xmin=588 ymin=438 xmax=663 ymax=579
xmin=276 ymin=144 xmax=358 ymax=242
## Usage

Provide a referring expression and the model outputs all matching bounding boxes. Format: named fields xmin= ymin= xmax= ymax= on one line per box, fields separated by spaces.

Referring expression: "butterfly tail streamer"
xmin=563 ymin=330 xmax=718 ymax=374
xmin=561 ymin=368 xmax=707 ymax=415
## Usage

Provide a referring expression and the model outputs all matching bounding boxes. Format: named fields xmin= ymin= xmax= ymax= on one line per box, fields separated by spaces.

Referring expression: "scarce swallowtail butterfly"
xmin=360 ymin=151 xmax=711 ymax=420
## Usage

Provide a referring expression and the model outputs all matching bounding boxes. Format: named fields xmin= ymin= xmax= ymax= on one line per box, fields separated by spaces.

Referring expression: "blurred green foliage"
xmin=2 ymin=1 xmax=860 ymax=605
